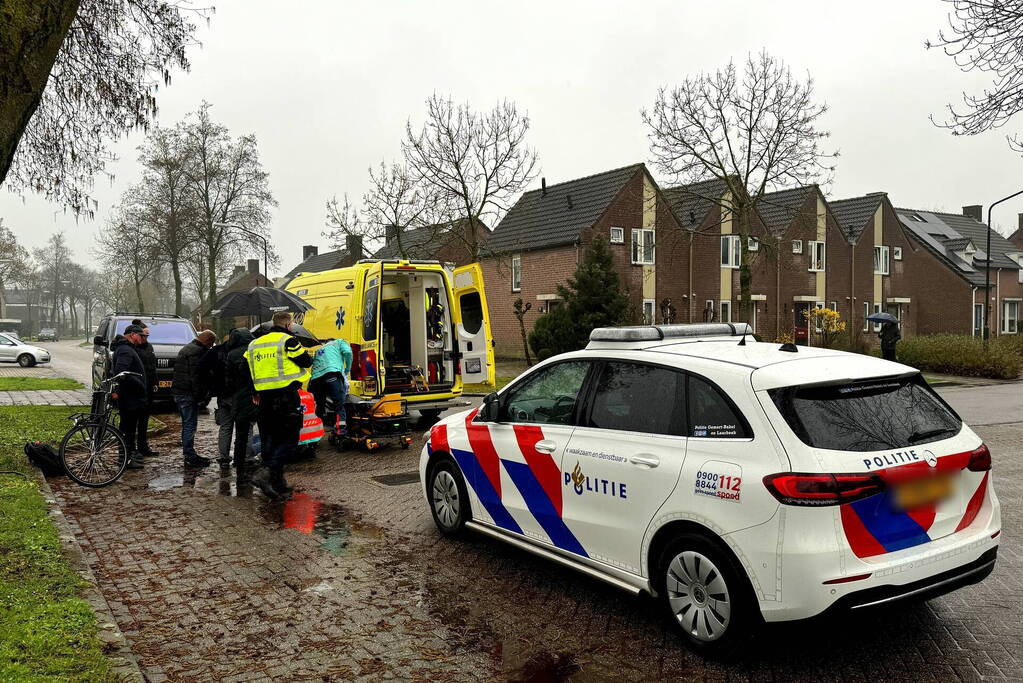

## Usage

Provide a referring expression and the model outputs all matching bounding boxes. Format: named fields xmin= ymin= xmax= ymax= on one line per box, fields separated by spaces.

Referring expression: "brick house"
xmin=280 ymin=235 xmax=365 ymax=287
xmin=830 ymin=192 xmax=921 ymax=340
xmin=371 ymin=220 xmax=486 ymax=265
xmin=894 ymin=206 xmax=1023 ymax=336
xmin=483 ymin=163 xmax=685 ymax=357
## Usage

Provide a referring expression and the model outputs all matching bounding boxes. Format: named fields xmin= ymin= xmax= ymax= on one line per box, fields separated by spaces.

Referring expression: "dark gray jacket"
xmin=172 ymin=339 xmax=209 ymax=399
xmin=110 ymin=337 xmax=147 ymax=411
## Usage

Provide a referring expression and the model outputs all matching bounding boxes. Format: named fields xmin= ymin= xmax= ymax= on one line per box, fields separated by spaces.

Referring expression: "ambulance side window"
xmin=687 ymin=375 xmax=750 ymax=438
xmin=363 ymin=286 xmax=378 ymax=341
xmin=459 ymin=292 xmax=483 ymax=335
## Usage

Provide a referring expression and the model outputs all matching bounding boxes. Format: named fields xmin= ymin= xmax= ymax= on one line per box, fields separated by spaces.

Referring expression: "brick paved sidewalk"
xmin=47 ymin=413 xmax=1023 ymax=681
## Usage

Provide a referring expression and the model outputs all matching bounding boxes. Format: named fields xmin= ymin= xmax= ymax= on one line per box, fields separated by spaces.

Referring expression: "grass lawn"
xmin=463 ymin=376 xmax=514 ymax=394
xmin=0 ymin=377 xmax=84 ymax=391
xmin=0 ymin=406 xmax=114 ymax=682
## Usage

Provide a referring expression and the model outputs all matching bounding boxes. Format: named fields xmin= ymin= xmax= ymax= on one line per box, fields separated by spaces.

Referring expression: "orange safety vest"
xmin=298 ymin=390 xmax=325 ymax=445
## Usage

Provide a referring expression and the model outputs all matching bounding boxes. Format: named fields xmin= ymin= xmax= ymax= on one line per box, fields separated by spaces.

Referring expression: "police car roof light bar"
xmin=589 ymin=322 xmax=752 ymax=343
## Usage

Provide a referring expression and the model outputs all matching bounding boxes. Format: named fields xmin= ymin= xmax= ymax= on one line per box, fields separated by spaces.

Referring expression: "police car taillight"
xmin=763 ymin=472 xmax=885 ymax=506
xmin=967 ymin=444 xmax=991 ymax=472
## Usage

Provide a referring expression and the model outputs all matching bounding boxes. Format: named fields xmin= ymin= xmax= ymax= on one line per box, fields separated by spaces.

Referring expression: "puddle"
xmin=147 ymin=467 xmax=254 ymax=497
xmin=259 ymin=492 xmax=385 ymax=556
xmin=507 ymin=652 xmax=581 ymax=682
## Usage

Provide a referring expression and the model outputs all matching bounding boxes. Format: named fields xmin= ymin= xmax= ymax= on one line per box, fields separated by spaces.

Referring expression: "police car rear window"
xmin=769 ymin=375 xmax=961 ymax=452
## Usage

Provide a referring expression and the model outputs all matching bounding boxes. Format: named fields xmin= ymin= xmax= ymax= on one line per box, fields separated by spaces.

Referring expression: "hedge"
xmin=894 ymin=334 xmax=1022 ymax=379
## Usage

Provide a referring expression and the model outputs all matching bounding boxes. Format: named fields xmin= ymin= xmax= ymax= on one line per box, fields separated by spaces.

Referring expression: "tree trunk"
xmin=0 ymin=0 xmax=82 ymax=184
xmin=171 ymin=260 xmax=183 ymax=316
xmin=737 ymin=207 xmax=753 ymax=325
xmin=135 ymin=279 xmax=145 ymax=313
xmin=207 ymin=247 xmax=217 ymax=319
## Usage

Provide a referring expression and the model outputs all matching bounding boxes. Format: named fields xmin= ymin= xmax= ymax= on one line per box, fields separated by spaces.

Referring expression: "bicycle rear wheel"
xmin=59 ymin=422 xmax=129 ymax=487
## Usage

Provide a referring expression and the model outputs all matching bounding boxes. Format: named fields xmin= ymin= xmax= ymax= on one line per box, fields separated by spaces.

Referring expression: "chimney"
xmin=566 ymin=193 xmax=573 ymax=210
xmin=385 ymin=224 xmax=399 ymax=245
xmin=1018 ymin=212 xmax=1023 ymax=232
xmin=302 ymin=245 xmax=318 ymax=261
xmin=346 ymin=234 xmax=364 ymax=258
xmin=247 ymin=259 xmax=260 ymax=274
xmin=963 ymin=205 xmax=983 ymax=222
xmin=541 ymin=177 xmax=547 ymax=196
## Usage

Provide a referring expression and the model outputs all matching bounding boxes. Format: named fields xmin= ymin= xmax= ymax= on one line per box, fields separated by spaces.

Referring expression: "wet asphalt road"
xmin=37 ymin=340 xmax=1023 ymax=680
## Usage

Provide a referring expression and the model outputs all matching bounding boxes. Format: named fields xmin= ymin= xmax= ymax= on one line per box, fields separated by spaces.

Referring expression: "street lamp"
xmin=213 ymin=222 xmax=269 ymax=282
xmin=985 ymin=190 xmax=1023 ymax=347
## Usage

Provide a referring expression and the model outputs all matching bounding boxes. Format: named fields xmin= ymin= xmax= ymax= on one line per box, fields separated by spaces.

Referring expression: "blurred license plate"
xmin=158 ymin=380 xmax=172 ymax=388
xmin=895 ymin=475 xmax=952 ymax=509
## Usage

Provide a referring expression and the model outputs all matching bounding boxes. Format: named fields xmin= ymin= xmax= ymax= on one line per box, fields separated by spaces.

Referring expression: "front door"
xmin=562 ymin=361 xmax=688 ymax=572
xmin=0 ymin=334 xmax=17 ymax=360
xmin=973 ymin=303 xmax=985 ymax=337
xmin=481 ymin=360 xmax=592 ymax=557
xmin=793 ymin=303 xmax=811 ymax=344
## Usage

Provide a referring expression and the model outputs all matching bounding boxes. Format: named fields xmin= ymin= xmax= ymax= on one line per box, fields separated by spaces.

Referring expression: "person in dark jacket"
xmin=879 ymin=320 xmax=901 ymax=362
xmin=199 ymin=334 xmax=232 ymax=467
xmin=132 ymin=321 xmax=160 ymax=458
xmin=111 ymin=326 xmax=148 ymax=469
xmin=221 ymin=328 xmax=257 ymax=469
xmin=172 ymin=329 xmax=216 ymax=467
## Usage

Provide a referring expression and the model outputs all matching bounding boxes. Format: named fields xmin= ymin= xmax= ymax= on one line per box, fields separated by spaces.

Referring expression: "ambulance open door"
xmin=451 ymin=263 xmax=496 ymax=386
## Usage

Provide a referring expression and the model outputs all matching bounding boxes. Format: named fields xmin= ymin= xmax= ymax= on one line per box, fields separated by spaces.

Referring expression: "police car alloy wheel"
xmin=429 ymin=459 xmax=469 ymax=535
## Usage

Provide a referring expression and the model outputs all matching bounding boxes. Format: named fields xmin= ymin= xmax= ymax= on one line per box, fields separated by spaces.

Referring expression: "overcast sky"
xmin=3 ymin=0 xmax=1022 ymax=276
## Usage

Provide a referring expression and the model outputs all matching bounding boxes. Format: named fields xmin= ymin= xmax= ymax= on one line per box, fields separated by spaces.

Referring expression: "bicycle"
xmin=59 ymin=371 xmax=141 ymax=487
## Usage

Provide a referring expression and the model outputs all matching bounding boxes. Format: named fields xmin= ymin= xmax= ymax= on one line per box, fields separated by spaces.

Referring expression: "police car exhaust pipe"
xmin=465 ymin=522 xmax=642 ymax=595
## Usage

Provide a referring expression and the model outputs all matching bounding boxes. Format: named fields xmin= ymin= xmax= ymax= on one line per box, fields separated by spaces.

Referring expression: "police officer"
xmin=244 ymin=311 xmax=312 ymax=498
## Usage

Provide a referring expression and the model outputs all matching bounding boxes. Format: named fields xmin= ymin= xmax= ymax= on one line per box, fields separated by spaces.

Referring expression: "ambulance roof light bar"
xmin=589 ymin=322 xmax=753 ymax=343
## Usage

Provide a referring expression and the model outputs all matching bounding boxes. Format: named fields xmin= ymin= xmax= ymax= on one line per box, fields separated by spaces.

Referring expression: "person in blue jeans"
xmin=309 ymin=337 xmax=352 ymax=438
xmin=171 ymin=329 xmax=217 ymax=466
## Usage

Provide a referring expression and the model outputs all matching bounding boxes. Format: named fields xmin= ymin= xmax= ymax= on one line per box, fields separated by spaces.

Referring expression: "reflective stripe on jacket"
xmin=244 ymin=332 xmax=310 ymax=392
xmin=298 ymin=390 xmax=324 ymax=444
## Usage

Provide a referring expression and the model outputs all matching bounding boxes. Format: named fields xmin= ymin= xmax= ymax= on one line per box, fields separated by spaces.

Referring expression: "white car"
xmin=419 ymin=323 xmax=999 ymax=654
xmin=0 ymin=332 xmax=51 ymax=367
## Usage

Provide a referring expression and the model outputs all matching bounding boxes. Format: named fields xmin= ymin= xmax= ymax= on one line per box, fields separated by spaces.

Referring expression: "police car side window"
xmin=587 ymin=362 xmax=685 ymax=436
xmin=502 ymin=361 xmax=589 ymax=426
xmin=687 ymin=375 xmax=750 ymax=438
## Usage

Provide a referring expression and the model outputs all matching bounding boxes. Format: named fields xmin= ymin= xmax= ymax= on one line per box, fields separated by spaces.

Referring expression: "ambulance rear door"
xmin=451 ymin=263 xmax=495 ymax=386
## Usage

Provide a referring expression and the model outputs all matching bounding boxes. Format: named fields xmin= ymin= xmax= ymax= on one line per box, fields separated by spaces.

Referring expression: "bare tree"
xmin=323 ymin=193 xmax=367 ymax=251
xmin=33 ymin=232 xmax=74 ymax=331
xmin=1 ymin=1 xmax=209 ymax=215
xmin=95 ymin=199 xmax=161 ymax=312
xmin=642 ymin=51 xmax=836 ymax=323
xmin=181 ymin=103 xmax=277 ymax=306
xmin=403 ymin=95 xmax=538 ymax=260
xmin=363 ymin=161 xmax=449 ymax=258
xmin=0 ymin=220 xmax=32 ymax=319
xmin=930 ymin=1 xmax=1023 ymax=138
xmin=137 ymin=126 xmax=198 ymax=315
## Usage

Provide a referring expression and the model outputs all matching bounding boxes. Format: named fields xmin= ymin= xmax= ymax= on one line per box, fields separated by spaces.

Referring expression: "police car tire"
xmin=420 ymin=409 xmax=442 ymax=422
xmin=656 ymin=532 xmax=755 ymax=657
xmin=427 ymin=457 xmax=469 ymax=536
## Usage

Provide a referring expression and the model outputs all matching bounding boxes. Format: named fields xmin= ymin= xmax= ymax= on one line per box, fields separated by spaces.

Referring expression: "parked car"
xmin=0 ymin=332 xmax=52 ymax=367
xmin=420 ymin=322 xmax=999 ymax=654
xmin=92 ymin=314 xmax=197 ymax=400
xmin=37 ymin=328 xmax=59 ymax=342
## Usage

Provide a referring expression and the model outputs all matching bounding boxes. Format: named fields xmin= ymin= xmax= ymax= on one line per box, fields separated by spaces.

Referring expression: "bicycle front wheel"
xmin=59 ymin=422 xmax=129 ymax=488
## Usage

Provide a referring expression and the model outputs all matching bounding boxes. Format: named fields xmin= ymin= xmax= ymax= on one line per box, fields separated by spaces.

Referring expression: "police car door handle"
xmin=535 ymin=439 xmax=558 ymax=454
xmin=629 ymin=454 xmax=660 ymax=468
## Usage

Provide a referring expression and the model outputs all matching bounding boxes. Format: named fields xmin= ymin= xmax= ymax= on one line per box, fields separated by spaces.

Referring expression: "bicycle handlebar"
xmin=102 ymin=371 xmax=142 ymax=387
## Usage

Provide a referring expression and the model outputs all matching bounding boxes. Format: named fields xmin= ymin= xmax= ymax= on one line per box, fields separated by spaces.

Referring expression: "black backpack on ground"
xmin=24 ymin=442 xmax=65 ymax=477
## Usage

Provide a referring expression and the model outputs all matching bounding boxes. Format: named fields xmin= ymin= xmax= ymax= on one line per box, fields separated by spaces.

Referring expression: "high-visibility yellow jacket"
xmin=244 ymin=331 xmax=310 ymax=392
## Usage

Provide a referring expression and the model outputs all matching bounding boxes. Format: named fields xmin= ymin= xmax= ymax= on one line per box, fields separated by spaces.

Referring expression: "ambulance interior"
xmin=374 ymin=270 xmax=456 ymax=394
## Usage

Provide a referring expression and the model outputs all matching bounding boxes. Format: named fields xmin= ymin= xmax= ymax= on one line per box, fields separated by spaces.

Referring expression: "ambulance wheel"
xmin=419 ymin=409 xmax=442 ymax=423
xmin=427 ymin=457 xmax=469 ymax=536
xmin=656 ymin=532 xmax=755 ymax=657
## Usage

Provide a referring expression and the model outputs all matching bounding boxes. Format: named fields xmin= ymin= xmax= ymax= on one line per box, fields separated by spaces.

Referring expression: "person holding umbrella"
xmin=244 ymin=311 xmax=313 ymax=498
xmin=866 ymin=311 xmax=902 ymax=362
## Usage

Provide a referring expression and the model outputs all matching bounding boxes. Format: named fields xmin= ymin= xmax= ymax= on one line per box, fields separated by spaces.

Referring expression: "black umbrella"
xmin=865 ymin=312 xmax=899 ymax=324
xmin=211 ymin=287 xmax=313 ymax=319
xmin=250 ymin=320 xmax=320 ymax=348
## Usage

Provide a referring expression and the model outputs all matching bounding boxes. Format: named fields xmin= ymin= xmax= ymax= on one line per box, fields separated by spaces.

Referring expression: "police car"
xmin=419 ymin=323 xmax=1000 ymax=653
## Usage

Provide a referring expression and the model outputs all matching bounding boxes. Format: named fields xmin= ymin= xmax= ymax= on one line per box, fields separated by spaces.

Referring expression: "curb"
xmin=35 ymin=471 xmax=146 ymax=682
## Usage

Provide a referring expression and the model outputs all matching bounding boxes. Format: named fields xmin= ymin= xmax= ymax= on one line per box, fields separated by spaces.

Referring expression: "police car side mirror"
xmin=480 ymin=392 xmax=499 ymax=422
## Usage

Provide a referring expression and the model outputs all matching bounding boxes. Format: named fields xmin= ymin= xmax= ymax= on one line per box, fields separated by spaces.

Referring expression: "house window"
xmin=705 ymin=300 xmax=716 ymax=322
xmin=748 ymin=237 xmax=759 ymax=252
xmin=1003 ymin=300 xmax=1020 ymax=334
xmin=720 ymin=235 xmax=741 ymax=268
xmin=632 ymin=229 xmax=655 ymax=265
xmin=642 ymin=299 xmax=656 ymax=325
xmin=808 ymin=241 xmax=826 ymax=272
xmin=863 ymin=302 xmax=870 ymax=332
xmin=610 ymin=226 xmax=624 ymax=244
xmin=893 ymin=246 xmax=903 ymax=261
xmin=873 ymin=303 xmax=883 ymax=332
xmin=973 ymin=303 xmax=985 ymax=337
xmin=792 ymin=239 xmax=803 ymax=254
xmin=720 ymin=300 xmax=731 ymax=323
xmin=874 ymin=246 xmax=890 ymax=275
xmin=829 ymin=301 xmax=837 ymax=311
xmin=511 ymin=254 xmax=521 ymax=292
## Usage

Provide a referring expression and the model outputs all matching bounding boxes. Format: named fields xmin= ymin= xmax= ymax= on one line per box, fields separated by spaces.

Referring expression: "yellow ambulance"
xmin=286 ymin=259 xmax=495 ymax=419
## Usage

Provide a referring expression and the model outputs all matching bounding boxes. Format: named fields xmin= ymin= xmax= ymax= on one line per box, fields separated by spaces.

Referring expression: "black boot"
xmin=126 ymin=453 xmax=143 ymax=470
xmin=271 ymin=467 xmax=294 ymax=495
xmin=251 ymin=467 xmax=281 ymax=499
